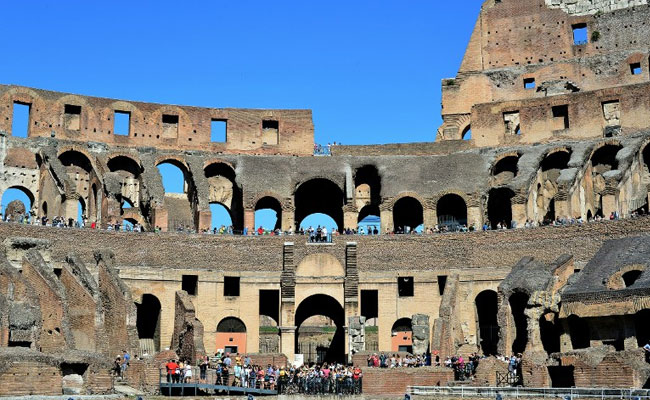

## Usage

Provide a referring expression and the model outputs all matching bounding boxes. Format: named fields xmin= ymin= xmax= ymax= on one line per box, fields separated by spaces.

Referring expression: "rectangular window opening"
xmin=552 ymin=105 xmax=569 ymax=130
xmin=523 ymin=78 xmax=536 ymax=89
xmin=114 ymin=111 xmax=130 ymax=136
xmin=53 ymin=268 xmax=62 ymax=279
xmin=437 ymin=275 xmax=448 ymax=296
xmin=162 ymin=114 xmax=179 ymax=124
xmin=224 ymin=276 xmax=240 ymax=297
xmin=572 ymin=24 xmax=588 ymax=46
xmin=361 ymin=290 xmax=379 ymax=320
xmin=262 ymin=120 xmax=279 ymax=145
xmin=630 ymin=63 xmax=642 ymax=75
xmin=259 ymin=289 xmax=279 ymax=322
xmin=182 ymin=274 xmax=198 ymax=296
xmin=211 ymin=119 xmax=227 ymax=142
xmin=397 ymin=277 xmax=414 ymax=297
xmin=64 ymin=104 xmax=81 ymax=131
xmin=12 ymin=102 xmax=31 ymax=138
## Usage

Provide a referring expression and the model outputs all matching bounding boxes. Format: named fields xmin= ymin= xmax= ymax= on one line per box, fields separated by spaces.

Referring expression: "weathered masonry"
xmin=1 ymin=0 xmax=650 ymax=395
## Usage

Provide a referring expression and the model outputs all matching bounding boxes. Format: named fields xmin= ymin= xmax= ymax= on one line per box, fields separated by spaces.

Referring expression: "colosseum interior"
xmin=1 ymin=0 xmax=650 ymax=396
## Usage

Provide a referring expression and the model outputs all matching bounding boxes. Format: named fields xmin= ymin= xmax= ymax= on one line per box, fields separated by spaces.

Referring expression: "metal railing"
xmin=409 ymin=386 xmax=650 ymax=399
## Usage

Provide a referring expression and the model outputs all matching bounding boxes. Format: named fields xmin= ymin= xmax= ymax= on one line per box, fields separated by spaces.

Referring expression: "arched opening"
xmin=295 ymin=294 xmax=345 ymax=364
xmin=492 ymin=155 xmax=519 ymax=178
xmin=642 ymin=143 xmax=650 ymax=175
xmin=462 ymin=125 xmax=472 ymax=141
xmin=136 ymin=294 xmax=161 ymax=354
xmin=437 ymin=194 xmax=467 ymax=230
xmin=255 ymin=196 xmax=282 ymax=232
xmin=41 ymin=201 xmax=48 ymax=219
xmin=354 ymin=165 xmax=382 ymax=207
xmin=107 ymin=155 xmax=141 ymax=178
xmin=567 ymin=315 xmax=590 ymax=349
xmin=59 ymin=150 xmax=93 ymax=174
xmin=541 ymin=150 xmax=571 ymax=172
xmin=475 ymin=290 xmax=499 ymax=356
xmin=216 ymin=317 xmax=247 ymax=354
xmin=393 ymin=197 xmax=423 ymax=233
xmin=210 ymin=202 xmax=233 ymax=232
xmin=539 ymin=313 xmax=561 ymax=355
xmin=1 ymin=186 xmax=34 ymax=222
xmin=294 ymin=179 xmax=344 ymax=232
xmin=487 ymin=188 xmax=515 ymax=229
xmin=391 ymin=318 xmax=413 ymax=353
xmin=622 ymin=270 xmax=643 ymax=288
xmin=591 ymin=144 xmax=623 ymax=173
xmin=509 ymin=292 xmax=529 ymax=354
xmin=157 ymin=161 xmax=187 ymax=194
xmin=205 ymin=162 xmax=242 ymax=232
xmin=358 ymin=205 xmax=380 ymax=234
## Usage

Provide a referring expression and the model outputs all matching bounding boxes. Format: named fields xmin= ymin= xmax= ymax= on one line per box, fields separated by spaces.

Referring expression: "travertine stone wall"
xmin=545 ymin=0 xmax=647 ymax=15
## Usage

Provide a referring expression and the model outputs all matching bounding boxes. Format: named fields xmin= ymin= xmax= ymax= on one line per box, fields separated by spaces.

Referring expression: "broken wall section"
xmin=171 ymin=290 xmax=205 ymax=363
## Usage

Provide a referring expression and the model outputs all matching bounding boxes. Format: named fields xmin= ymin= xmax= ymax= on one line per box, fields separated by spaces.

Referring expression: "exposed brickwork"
xmin=0 ymin=362 xmax=62 ymax=396
xmin=361 ymin=367 xmax=454 ymax=395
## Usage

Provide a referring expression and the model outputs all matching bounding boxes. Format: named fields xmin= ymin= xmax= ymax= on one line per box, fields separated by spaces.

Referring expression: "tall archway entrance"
xmin=136 ymin=294 xmax=161 ymax=355
xmin=295 ymin=294 xmax=345 ymax=364
xmin=475 ymin=290 xmax=498 ymax=355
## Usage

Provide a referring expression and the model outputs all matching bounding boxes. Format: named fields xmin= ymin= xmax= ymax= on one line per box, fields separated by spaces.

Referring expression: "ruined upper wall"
xmin=0 ymin=85 xmax=314 ymax=156
xmin=439 ymin=0 xmax=650 ymax=145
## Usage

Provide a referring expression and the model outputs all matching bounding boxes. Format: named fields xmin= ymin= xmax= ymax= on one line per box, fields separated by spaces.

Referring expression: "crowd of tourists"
xmin=2 ymin=206 xmax=647 ymax=238
xmin=313 ymin=142 xmax=341 ymax=156
xmin=366 ymin=352 xmax=431 ymax=368
xmin=163 ymin=353 xmax=362 ymax=395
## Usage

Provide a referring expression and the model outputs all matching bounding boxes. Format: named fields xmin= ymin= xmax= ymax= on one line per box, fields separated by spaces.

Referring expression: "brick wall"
xmin=59 ymin=266 xmax=97 ymax=351
xmin=361 ymin=367 xmax=454 ymax=395
xmin=248 ymin=353 xmax=288 ymax=367
xmin=562 ymin=352 xmax=644 ymax=388
xmin=0 ymin=362 xmax=62 ymax=396
xmin=125 ymin=359 xmax=160 ymax=392
xmin=1 ymin=217 xmax=649 ymax=273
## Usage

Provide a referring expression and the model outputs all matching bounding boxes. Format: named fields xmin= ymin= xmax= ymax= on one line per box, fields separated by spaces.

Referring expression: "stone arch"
xmin=254 ymin=195 xmax=283 ymax=231
xmin=541 ymin=147 xmax=571 ymax=172
xmin=354 ymin=164 xmax=382 ymax=210
xmin=204 ymin=161 xmax=242 ymax=230
xmin=589 ymin=141 xmax=623 ymax=172
xmin=391 ymin=317 xmax=413 ymax=353
xmin=294 ymin=178 xmax=344 ymax=231
xmin=607 ymin=265 xmax=646 ymax=290
xmin=216 ymin=317 xmax=247 ymax=354
xmin=475 ymin=290 xmax=499 ymax=356
xmin=491 ymin=152 xmax=521 ymax=177
xmin=294 ymin=294 xmax=345 ymax=363
xmin=462 ymin=125 xmax=472 ymax=141
xmin=57 ymin=147 xmax=97 ymax=174
xmin=107 ymin=154 xmax=142 ymax=178
xmin=296 ymin=253 xmax=345 ymax=278
xmin=393 ymin=196 xmax=424 ymax=233
xmin=436 ymin=192 xmax=468 ymax=229
xmin=1 ymin=185 xmax=35 ymax=209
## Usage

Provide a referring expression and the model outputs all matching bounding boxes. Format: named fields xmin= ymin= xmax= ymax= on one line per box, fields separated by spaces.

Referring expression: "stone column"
xmin=466 ymin=194 xmax=482 ymax=228
xmin=63 ymin=193 xmax=80 ymax=223
xmin=380 ymin=204 xmax=393 ymax=234
xmin=511 ymin=190 xmax=528 ymax=228
xmin=412 ymin=314 xmax=430 ymax=355
xmin=244 ymin=208 xmax=255 ymax=234
xmin=558 ymin=319 xmax=573 ymax=352
xmin=343 ymin=204 xmax=358 ymax=232
xmin=423 ymin=203 xmax=437 ymax=230
xmin=348 ymin=316 xmax=366 ymax=363
xmin=197 ymin=209 xmax=211 ymax=232
xmin=279 ymin=326 xmax=296 ymax=363
xmin=281 ymin=204 xmax=295 ymax=232
xmin=555 ymin=191 xmax=570 ymax=220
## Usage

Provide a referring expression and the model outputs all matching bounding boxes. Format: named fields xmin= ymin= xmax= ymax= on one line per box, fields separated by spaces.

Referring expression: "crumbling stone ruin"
xmin=1 ymin=0 xmax=650 ymax=395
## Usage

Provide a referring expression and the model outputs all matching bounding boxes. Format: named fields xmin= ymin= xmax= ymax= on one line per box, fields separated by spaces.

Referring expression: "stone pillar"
xmin=343 ymin=205 xmax=358 ymax=232
xmin=279 ymin=326 xmax=296 ymax=363
xmin=348 ymin=316 xmax=366 ymax=362
xmin=152 ymin=206 xmax=168 ymax=232
xmin=281 ymin=205 xmax=295 ymax=232
xmin=602 ymin=193 xmax=617 ymax=218
xmin=555 ymin=191 xmax=570 ymax=220
xmin=244 ymin=208 xmax=255 ymax=234
xmin=511 ymin=190 xmax=528 ymax=228
xmin=559 ymin=319 xmax=573 ymax=352
xmin=63 ymin=194 xmax=80 ymax=223
xmin=380 ymin=205 xmax=393 ymax=234
xmin=466 ymin=194 xmax=482 ymax=229
xmin=411 ymin=314 xmax=430 ymax=355
xmin=197 ymin=209 xmax=211 ymax=232
xmin=423 ymin=206 xmax=437 ymax=230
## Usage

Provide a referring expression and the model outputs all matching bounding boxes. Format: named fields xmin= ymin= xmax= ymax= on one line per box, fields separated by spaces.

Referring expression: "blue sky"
xmin=0 ymin=0 xmax=482 ymax=228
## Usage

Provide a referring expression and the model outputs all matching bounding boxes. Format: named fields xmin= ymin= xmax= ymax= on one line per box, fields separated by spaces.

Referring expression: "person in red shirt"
xmin=257 ymin=226 xmax=264 ymax=235
xmin=165 ymin=359 xmax=178 ymax=383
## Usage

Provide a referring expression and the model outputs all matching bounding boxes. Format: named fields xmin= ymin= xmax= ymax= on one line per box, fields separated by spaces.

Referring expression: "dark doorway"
xmin=295 ymin=179 xmax=344 ymax=232
xmin=548 ymin=366 xmax=575 ymax=388
xmin=539 ymin=313 xmax=561 ymax=355
xmin=509 ymin=292 xmax=529 ymax=354
xmin=567 ymin=315 xmax=590 ymax=349
xmin=476 ymin=290 xmax=499 ymax=355
xmin=487 ymin=188 xmax=515 ymax=228
xmin=136 ymin=294 xmax=161 ymax=353
xmin=437 ymin=194 xmax=467 ymax=229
